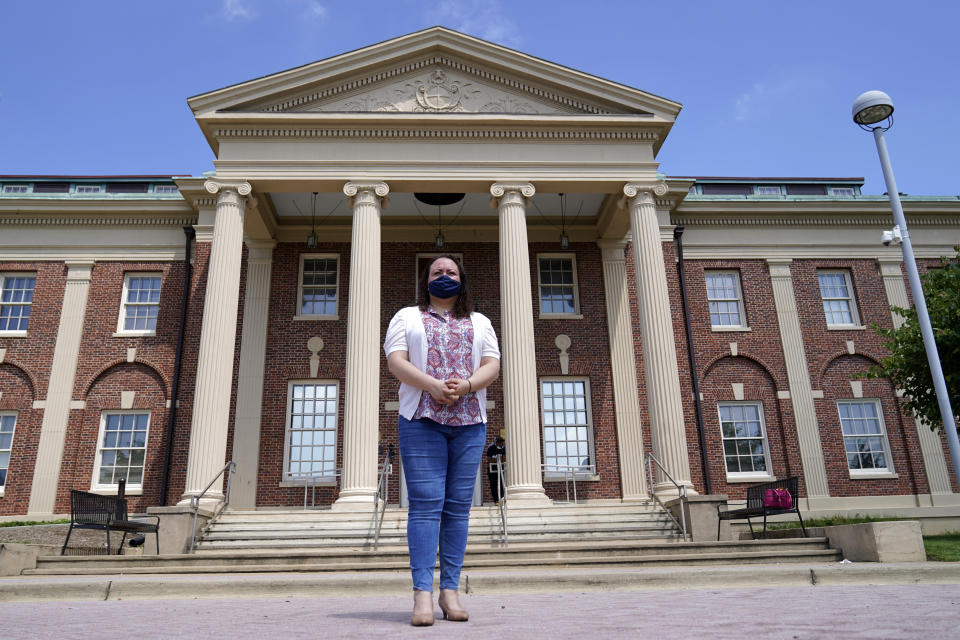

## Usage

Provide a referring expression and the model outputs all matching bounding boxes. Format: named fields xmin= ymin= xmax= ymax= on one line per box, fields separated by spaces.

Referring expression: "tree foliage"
xmin=864 ymin=248 xmax=960 ymax=433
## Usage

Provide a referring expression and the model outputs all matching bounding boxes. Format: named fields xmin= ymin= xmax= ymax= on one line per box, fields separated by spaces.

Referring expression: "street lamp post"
xmin=853 ymin=91 xmax=960 ymax=489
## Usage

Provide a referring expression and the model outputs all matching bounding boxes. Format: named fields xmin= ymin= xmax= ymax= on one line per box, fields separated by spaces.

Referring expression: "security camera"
xmin=881 ymin=225 xmax=902 ymax=247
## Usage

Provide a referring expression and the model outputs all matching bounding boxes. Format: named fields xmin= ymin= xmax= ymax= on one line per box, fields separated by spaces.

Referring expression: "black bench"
xmin=61 ymin=489 xmax=160 ymax=555
xmin=716 ymin=476 xmax=807 ymax=540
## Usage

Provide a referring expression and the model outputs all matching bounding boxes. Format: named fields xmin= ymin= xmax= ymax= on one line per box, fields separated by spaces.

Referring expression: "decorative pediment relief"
xmin=250 ymin=56 xmax=639 ymax=116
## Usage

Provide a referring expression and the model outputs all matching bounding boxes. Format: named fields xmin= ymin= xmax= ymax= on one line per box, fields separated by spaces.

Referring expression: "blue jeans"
xmin=398 ymin=416 xmax=485 ymax=592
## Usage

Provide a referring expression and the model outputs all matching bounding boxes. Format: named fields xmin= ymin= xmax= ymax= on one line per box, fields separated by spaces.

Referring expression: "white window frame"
xmin=282 ymin=380 xmax=340 ymax=484
xmin=536 ymin=253 xmax=582 ymax=319
xmin=717 ymin=401 xmax=774 ymax=482
xmin=75 ymin=184 xmax=103 ymax=194
xmin=0 ymin=272 xmax=37 ymax=336
xmin=91 ymin=411 xmax=150 ymax=494
xmin=2 ymin=184 xmax=29 ymax=194
xmin=116 ymin=272 xmax=163 ymax=336
xmin=837 ymin=399 xmax=895 ymax=478
xmin=153 ymin=185 xmax=179 ymax=194
xmin=0 ymin=412 xmax=16 ymax=495
xmin=755 ymin=186 xmax=781 ymax=196
xmin=817 ymin=269 xmax=862 ymax=328
xmin=539 ymin=377 xmax=596 ymax=480
xmin=295 ymin=254 xmax=340 ymax=320
xmin=705 ymin=270 xmax=748 ymax=330
xmin=831 ymin=187 xmax=856 ymax=197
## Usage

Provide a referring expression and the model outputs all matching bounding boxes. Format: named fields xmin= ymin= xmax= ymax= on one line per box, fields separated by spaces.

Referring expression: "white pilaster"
xmin=623 ymin=182 xmax=693 ymax=495
xmin=332 ymin=181 xmax=389 ymax=510
xmin=491 ymin=182 xmax=550 ymax=505
xmin=28 ymin=261 xmax=94 ymax=515
xmin=879 ymin=259 xmax=952 ymax=499
xmin=598 ymin=240 xmax=647 ymax=500
xmin=180 ymin=180 xmax=251 ymax=507
xmin=230 ymin=241 xmax=275 ymax=509
xmin=767 ymin=259 xmax=830 ymax=499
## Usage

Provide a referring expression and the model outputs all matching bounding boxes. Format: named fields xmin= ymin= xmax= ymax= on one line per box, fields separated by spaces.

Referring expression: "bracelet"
xmin=467 ymin=379 xmax=473 ymax=394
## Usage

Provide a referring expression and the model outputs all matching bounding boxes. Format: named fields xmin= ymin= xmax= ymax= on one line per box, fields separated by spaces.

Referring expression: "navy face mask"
xmin=428 ymin=275 xmax=462 ymax=299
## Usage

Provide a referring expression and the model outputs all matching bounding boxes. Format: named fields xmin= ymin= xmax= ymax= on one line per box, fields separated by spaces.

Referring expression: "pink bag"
xmin=764 ymin=488 xmax=792 ymax=509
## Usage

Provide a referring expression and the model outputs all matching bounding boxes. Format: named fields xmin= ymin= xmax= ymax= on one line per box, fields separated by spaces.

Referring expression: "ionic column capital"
xmin=343 ymin=181 xmax=390 ymax=208
xmin=622 ymin=181 xmax=669 ymax=206
xmin=204 ymin=179 xmax=252 ymax=200
xmin=490 ymin=182 xmax=535 ymax=208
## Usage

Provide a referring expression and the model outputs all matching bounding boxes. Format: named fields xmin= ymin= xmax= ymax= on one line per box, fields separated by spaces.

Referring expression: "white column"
xmin=333 ymin=181 xmax=389 ymax=510
xmin=879 ymin=259 xmax=953 ymax=501
xmin=28 ymin=261 xmax=94 ymax=515
xmin=230 ymin=241 xmax=275 ymax=509
xmin=623 ymin=182 xmax=693 ymax=495
xmin=598 ymin=240 xmax=647 ymax=500
xmin=767 ymin=259 xmax=830 ymax=500
xmin=180 ymin=179 xmax=251 ymax=507
xmin=491 ymin=182 xmax=550 ymax=505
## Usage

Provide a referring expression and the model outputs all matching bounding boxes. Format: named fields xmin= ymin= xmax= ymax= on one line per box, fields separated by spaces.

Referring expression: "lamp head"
xmin=853 ymin=90 xmax=894 ymax=126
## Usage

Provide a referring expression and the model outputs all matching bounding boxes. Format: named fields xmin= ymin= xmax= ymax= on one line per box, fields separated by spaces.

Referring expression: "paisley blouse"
xmin=412 ymin=307 xmax=483 ymax=425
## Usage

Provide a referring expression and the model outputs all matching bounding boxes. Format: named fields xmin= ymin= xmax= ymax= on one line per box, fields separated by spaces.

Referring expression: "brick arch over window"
xmin=56 ymin=362 xmax=170 ymax=513
xmin=699 ymin=355 xmax=800 ymax=498
xmin=817 ymin=354 xmax=925 ymax=497
xmin=79 ymin=357 xmax=171 ymax=399
xmin=0 ymin=362 xmax=42 ymax=515
xmin=815 ymin=350 xmax=881 ymax=389
xmin=0 ymin=360 xmax=38 ymax=401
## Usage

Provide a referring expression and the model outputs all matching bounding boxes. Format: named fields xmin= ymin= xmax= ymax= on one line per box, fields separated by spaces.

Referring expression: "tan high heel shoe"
xmin=438 ymin=588 xmax=469 ymax=622
xmin=411 ymin=589 xmax=435 ymax=626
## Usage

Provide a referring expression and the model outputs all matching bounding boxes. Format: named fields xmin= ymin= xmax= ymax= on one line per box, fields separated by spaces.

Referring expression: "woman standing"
xmin=383 ymin=255 xmax=500 ymax=626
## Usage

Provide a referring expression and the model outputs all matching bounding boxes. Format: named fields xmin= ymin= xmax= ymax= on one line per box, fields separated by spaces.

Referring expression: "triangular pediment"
xmin=189 ymin=27 xmax=681 ymax=121
xmin=253 ymin=58 xmax=610 ymax=115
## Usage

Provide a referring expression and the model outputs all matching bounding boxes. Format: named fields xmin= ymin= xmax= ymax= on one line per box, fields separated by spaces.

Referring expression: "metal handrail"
xmin=371 ymin=445 xmax=394 ymax=550
xmin=492 ymin=454 xmax=507 ymax=545
xmin=286 ymin=468 xmax=342 ymax=510
xmin=644 ymin=452 xmax=688 ymax=540
xmin=541 ymin=463 xmax=596 ymax=504
xmin=189 ymin=460 xmax=236 ymax=553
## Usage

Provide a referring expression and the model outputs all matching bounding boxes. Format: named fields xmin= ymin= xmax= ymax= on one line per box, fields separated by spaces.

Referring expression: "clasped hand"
xmin=428 ymin=377 xmax=470 ymax=405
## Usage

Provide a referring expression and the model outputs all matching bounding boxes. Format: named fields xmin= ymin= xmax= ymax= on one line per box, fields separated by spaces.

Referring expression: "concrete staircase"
xmin=21 ymin=501 xmax=842 ymax=575
xmin=195 ymin=501 xmax=681 ymax=551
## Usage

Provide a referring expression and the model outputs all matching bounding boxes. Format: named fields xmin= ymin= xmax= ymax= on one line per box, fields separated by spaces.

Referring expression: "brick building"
xmin=1 ymin=27 xmax=958 ymax=521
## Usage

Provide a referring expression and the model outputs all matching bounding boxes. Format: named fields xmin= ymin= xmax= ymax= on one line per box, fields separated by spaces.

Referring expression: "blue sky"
xmin=1 ymin=0 xmax=957 ymax=195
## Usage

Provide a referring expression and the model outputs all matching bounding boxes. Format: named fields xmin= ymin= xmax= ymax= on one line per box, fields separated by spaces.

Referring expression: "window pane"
xmin=718 ymin=403 xmax=768 ymax=476
xmin=838 ymin=401 xmax=889 ymax=471
xmin=286 ymin=383 xmax=338 ymax=477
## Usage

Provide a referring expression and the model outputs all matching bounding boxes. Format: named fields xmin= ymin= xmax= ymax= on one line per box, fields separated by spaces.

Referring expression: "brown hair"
xmin=417 ymin=254 xmax=474 ymax=318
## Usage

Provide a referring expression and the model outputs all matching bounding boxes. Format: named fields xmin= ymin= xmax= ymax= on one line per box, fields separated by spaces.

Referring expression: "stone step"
xmin=26 ymin=539 xmax=839 ymax=575
xmin=208 ymin=513 xmax=672 ymax=531
xmin=196 ymin=527 xmax=680 ymax=547
xmin=212 ymin=505 xmax=663 ymax=523
xmin=203 ymin=519 xmax=676 ymax=538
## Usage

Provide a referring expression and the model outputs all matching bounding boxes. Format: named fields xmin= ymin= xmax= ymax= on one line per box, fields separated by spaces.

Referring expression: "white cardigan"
xmin=384 ymin=305 xmax=500 ymax=421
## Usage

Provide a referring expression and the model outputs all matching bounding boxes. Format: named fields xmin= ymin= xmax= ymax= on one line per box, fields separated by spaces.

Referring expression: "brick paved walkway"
xmin=2 ymin=584 xmax=959 ymax=639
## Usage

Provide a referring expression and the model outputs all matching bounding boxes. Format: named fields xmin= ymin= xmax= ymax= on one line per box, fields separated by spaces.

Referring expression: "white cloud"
xmin=426 ymin=0 xmax=522 ymax=48
xmin=302 ymin=0 xmax=327 ymax=20
xmin=733 ymin=72 xmax=815 ymax=122
xmin=222 ymin=0 xmax=256 ymax=22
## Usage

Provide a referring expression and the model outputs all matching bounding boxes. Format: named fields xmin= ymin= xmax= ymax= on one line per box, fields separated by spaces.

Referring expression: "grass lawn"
xmin=924 ymin=533 xmax=960 ymax=562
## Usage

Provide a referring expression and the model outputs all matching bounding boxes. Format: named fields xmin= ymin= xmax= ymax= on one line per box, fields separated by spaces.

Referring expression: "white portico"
xmin=176 ymin=27 xmax=694 ymax=510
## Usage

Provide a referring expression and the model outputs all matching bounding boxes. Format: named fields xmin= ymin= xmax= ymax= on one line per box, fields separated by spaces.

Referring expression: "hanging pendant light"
xmin=414 ymin=192 xmax=464 ymax=249
xmin=306 ymin=192 xmax=319 ymax=249
xmin=559 ymin=193 xmax=570 ymax=249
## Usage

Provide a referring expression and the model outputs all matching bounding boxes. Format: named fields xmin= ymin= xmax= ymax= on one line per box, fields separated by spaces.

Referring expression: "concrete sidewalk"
xmin=2 ymin=561 xmax=960 ymax=602
xmin=2 ymin=584 xmax=958 ymax=639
